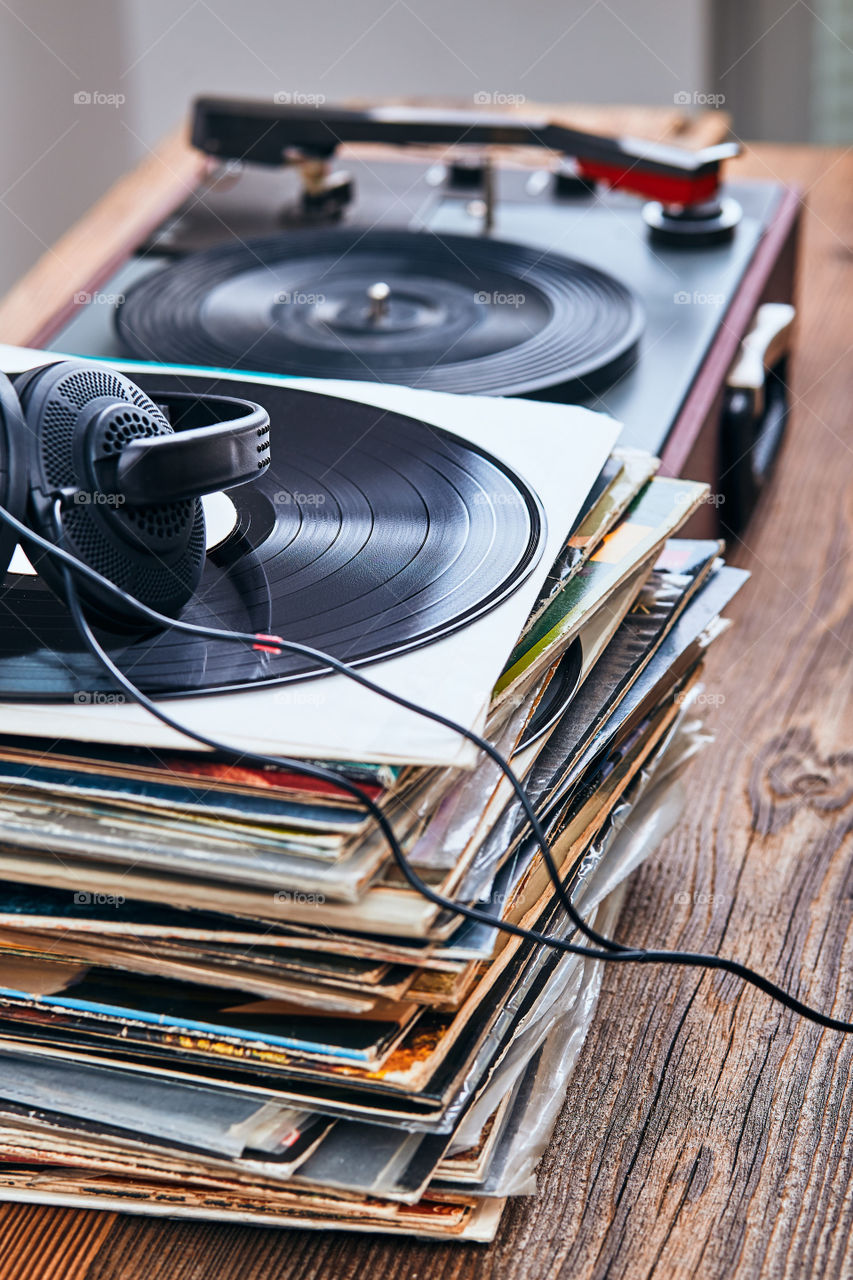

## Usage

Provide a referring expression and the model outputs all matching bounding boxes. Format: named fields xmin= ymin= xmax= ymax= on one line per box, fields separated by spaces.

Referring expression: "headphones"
xmin=0 ymin=357 xmax=270 ymax=631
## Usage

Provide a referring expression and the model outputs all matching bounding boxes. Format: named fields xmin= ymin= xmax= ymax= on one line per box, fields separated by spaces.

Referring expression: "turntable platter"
xmin=116 ymin=230 xmax=644 ymax=399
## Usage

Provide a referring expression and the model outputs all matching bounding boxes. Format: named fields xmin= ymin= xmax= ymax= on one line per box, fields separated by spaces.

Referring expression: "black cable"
xmin=2 ymin=495 xmax=851 ymax=1032
xmin=62 ymin=572 xmax=853 ymax=1034
xmin=61 ymin=559 xmax=619 ymax=958
xmin=4 ymin=494 xmax=595 ymax=944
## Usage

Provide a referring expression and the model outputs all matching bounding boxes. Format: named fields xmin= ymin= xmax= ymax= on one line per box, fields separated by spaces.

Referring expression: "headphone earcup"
xmin=17 ymin=359 xmax=207 ymax=632
xmin=0 ymin=371 xmax=29 ymax=581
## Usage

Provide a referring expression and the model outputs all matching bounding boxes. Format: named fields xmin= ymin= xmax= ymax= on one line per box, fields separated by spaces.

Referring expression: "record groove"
xmin=115 ymin=229 xmax=644 ymax=398
xmin=0 ymin=379 xmax=544 ymax=699
xmin=518 ymin=639 xmax=583 ymax=751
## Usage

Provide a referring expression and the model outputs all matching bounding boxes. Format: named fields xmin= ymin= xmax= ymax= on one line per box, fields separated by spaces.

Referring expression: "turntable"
xmin=14 ymin=99 xmax=800 ymax=534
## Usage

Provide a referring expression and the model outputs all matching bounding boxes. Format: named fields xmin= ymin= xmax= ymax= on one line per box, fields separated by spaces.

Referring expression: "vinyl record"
xmin=115 ymin=229 xmax=644 ymax=399
xmin=0 ymin=377 xmax=545 ymax=700
xmin=518 ymin=639 xmax=583 ymax=751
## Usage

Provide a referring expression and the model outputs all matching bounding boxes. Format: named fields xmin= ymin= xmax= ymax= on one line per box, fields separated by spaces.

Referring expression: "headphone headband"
xmin=111 ymin=392 xmax=271 ymax=505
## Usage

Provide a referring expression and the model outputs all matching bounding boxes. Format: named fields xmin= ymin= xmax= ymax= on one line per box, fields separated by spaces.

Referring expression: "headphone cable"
xmin=0 ymin=495 xmax=829 ymax=1035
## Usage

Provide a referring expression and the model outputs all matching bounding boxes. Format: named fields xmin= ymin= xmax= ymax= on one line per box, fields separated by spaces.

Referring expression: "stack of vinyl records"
xmin=0 ymin=374 xmax=746 ymax=1241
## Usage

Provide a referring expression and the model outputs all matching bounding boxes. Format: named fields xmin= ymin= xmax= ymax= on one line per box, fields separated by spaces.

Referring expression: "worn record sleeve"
xmin=497 ymin=476 xmax=709 ymax=701
xmin=0 ymin=1167 xmax=506 ymax=1240
xmin=522 ymin=447 xmax=659 ymax=634
xmin=460 ymin=538 xmax=724 ymax=899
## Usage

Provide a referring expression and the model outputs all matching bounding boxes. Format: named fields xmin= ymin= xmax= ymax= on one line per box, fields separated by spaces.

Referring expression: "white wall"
xmin=712 ymin=0 xmax=814 ymax=145
xmin=121 ymin=0 xmax=712 ymax=143
xmin=1 ymin=0 xmax=714 ymax=295
xmin=0 ymin=1 xmax=135 ymax=294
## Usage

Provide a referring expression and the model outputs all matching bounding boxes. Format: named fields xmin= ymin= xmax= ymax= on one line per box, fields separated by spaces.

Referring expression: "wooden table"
xmin=1 ymin=135 xmax=852 ymax=1280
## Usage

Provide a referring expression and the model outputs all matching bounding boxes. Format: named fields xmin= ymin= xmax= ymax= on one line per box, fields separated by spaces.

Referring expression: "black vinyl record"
xmin=0 ymin=377 xmax=545 ymax=700
xmin=518 ymin=639 xmax=583 ymax=752
xmin=115 ymin=229 xmax=643 ymax=399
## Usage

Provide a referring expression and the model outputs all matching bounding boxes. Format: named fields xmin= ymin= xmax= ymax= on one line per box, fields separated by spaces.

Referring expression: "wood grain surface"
xmin=0 ymin=138 xmax=851 ymax=1279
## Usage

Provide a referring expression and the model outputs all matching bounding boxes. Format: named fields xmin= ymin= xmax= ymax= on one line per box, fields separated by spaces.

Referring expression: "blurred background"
xmin=0 ymin=0 xmax=850 ymax=294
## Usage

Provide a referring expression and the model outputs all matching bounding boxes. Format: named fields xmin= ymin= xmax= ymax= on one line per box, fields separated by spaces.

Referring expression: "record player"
xmin=20 ymin=98 xmax=800 ymax=535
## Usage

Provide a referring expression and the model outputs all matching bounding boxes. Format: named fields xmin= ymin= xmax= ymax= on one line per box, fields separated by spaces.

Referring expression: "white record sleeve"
xmin=0 ymin=347 xmax=619 ymax=768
